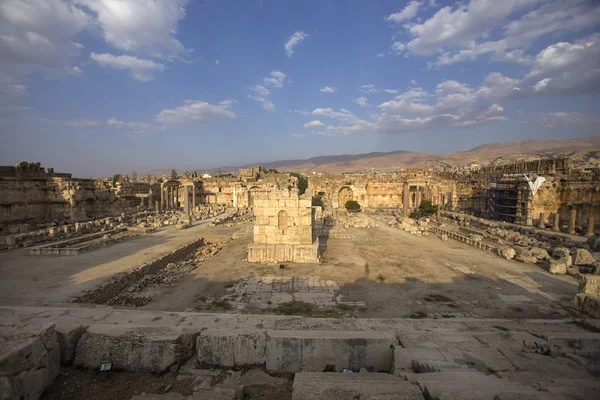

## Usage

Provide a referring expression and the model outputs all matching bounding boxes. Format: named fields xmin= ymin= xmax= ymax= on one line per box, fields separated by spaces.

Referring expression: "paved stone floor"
xmin=218 ymin=275 xmax=365 ymax=310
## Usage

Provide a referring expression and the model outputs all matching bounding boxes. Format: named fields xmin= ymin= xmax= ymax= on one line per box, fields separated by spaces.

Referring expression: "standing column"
xmin=586 ymin=216 xmax=595 ymax=237
xmin=169 ymin=187 xmax=172 ymax=209
xmin=140 ymin=196 xmax=144 ymax=208
xmin=415 ymin=188 xmax=422 ymax=208
xmin=569 ymin=208 xmax=577 ymax=235
xmin=538 ymin=212 xmax=545 ymax=229
xmin=184 ymin=186 xmax=190 ymax=216
xmin=403 ymin=182 xmax=410 ymax=217
xmin=155 ymin=200 xmax=159 ymax=212
xmin=553 ymin=213 xmax=560 ymax=232
xmin=192 ymin=186 xmax=196 ymax=210
xmin=176 ymin=187 xmax=179 ymax=208
xmin=451 ymin=184 xmax=457 ymax=211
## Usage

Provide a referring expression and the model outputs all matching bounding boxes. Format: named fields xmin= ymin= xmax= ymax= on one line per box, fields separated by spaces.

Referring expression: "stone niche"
xmin=247 ymin=188 xmax=319 ymax=263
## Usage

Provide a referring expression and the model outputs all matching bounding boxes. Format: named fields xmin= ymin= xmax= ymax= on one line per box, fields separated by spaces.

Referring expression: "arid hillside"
xmin=254 ymin=136 xmax=600 ymax=173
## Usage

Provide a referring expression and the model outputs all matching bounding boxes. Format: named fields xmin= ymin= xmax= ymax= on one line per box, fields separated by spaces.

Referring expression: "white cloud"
xmin=376 ymin=53 xmax=385 ymax=57
xmin=290 ymin=133 xmax=304 ymax=138
xmin=304 ymin=120 xmax=325 ymax=128
xmin=66 ymin=119 xmax=102 ymax=127
xmin=360 ymin=84 xmax=377 ymax=94
xmin=293 ymin=109 xmax=310 ymax=116
xmin=384 ymin=89 xmax=399 ymax=94
xmin=215 ymin=59 xmax=219 ymax=65
xmin=355 ymin=97 xmax=368 ymax=107
xmin=320 ymin=86 xmax=336 ymax=93
xmin=90 ymin=53 xmax=165 ymax=81
xmin=252 ymin=85 xmax=270 ymax=97
xmin=155 ymin=100 xmax=236 ymax=126
xmin=391 ymin=41 xmax=406 ymax=55
xmin=249 ymin=71 xmax=286 ymax=111
xmin=402 ymin=0 xmax=600 ymax=68
xmin=75 ymin=0 xmax=190 ymax=59
xmin=285 ymin=31 xmax=308 ymax=58
xmin=248 ymin=95 xmax=275 ymax=111
xmin=538 ymin=112 xmax=600 ymax=128
xmin=263 ymin=71 xmax=286 ymax=88
xmin=385 ymin=1 xmax=421 ymax=23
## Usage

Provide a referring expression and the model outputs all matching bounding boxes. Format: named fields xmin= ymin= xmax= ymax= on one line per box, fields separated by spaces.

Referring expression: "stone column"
xmin=552 ymin=213 xmax=560 ymax=232
xmin=192 ymin=186 xmax=196 ymax=210
xmin=569 ymin=208 xmax=577 ymax=235
xmin=403 ymin=182 xmax=410 ymax=217
xmin=184 ymin=186 xmax=190 ymax=216
xmin=140 ymin=196 xmax=145 ymax=208
xmin=538 ymin=212 xmax=545 ymax=229
xmin=415 ymin=188 xmax=422 ymax=209
xmin=586 ymin=216 xmax=595 ymax=237
xmin=176 ymin=187 xmax=179 ymax=208
xmin=155 ymin=200 xmax=159 ymax=212
xmin=451 ymin=184 xmax=457 ymax=211
xmin=160 ymin=187 xmax=164 ymax=211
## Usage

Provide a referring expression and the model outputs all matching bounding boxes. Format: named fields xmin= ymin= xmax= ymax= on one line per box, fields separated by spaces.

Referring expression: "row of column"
xmin=160 ymin=185 xmax=195 ymax=215
xmin=538 ymin=210 xmax=595 ymax=236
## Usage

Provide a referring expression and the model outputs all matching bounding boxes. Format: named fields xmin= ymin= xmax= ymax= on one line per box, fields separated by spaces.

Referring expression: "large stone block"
xmin=196 ymin=329 xmax=266 ymax=367
xmin=56 ymin=323 xmax=87 ymax=365
xmin=578 ymin=275 xmax=600 ymax=296
xmin=265 ymin=330 xmax=395 ymax=373
xmin=74 ymin=324 xmax=194 ymax=372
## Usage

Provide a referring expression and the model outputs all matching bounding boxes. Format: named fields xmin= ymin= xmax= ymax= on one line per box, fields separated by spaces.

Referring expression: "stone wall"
xmin=248 ymin=188 xmax=319 ymax=263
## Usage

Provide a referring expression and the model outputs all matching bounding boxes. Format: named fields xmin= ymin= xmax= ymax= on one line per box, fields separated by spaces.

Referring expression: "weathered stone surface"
xmin=440 ymin=234 xmax=448 ymax=241
xmin=546 ymin=259 xmax=568 ymax=274
xmin=196 ymin=329 xmax=266 ymax=367
xmin=572 ymin=248 xmax=595 ymax=266
xmin=498 ymin=247 xmax=516 ymax=260
xmin=529 ymin=248 xmax=549 ymax=261
xmin=578 ymin=275 xmax=600 ymax=296
xmin=56 ymin=323 xmax=87 ymax=365
xmin=265 ymin=330 xmax=394 ymax=373
xmin=552 ymin=247 xmax=571 ymax=259
xmin=74 ymin=324 xmax=194 ymax=373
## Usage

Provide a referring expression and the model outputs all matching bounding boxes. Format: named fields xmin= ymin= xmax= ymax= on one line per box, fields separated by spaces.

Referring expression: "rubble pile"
xmin=211 ymin=207 xmax=253 ymax=226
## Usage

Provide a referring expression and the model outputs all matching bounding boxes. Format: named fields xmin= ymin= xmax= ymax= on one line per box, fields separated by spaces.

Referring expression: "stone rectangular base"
xmin=248 ymin=241 xmax=319 ymax=263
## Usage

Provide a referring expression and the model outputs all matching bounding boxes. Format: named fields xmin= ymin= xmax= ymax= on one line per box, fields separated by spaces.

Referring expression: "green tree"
xmin=312 ymin=195 xmax=324 ymax=207
xmin=409 ymin=200 xmax=439 ymax=218
xmin=289 ymin=172 xmax=308 ymax=195
xmin=170 ymin=169 xmax=178 ymax=180
xmin=147 ymin=172 xmax=152 ymax=183
xmin=111 ymin=174 xmax=122 ymax=188
xmin=131 ymin=169 xmax=138 ymax=182
xmin=345 ymin=200 xmax=361 ymax=212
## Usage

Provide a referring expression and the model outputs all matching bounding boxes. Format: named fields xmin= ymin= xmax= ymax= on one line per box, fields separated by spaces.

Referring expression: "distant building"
xmin=202 ymin=173 xmax=212 ymax=179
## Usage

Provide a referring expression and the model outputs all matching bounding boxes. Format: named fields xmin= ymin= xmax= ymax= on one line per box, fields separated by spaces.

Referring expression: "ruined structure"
xmin=247 ymin=187 xmax=319 ymax=263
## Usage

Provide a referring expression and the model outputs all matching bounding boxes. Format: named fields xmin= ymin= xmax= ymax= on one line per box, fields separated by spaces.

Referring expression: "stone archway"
xmin=338 ymin=186 xmax=354 ymax=208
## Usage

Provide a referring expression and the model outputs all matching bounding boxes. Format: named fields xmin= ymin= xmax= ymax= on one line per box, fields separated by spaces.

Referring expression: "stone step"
xmin=398 ymin=372 xmax=560 ymax=400
xmin=292 ymin=372 xmax=423 ymax=400
xmin=543 ymin=332 xmax=600 ymax=350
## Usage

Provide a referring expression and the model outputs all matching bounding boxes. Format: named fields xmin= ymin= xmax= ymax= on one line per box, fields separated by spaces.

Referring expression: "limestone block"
xmin=498 ymin=247 xmax=515 ymax=260
xmin=74 ymin=324 xmax=194 ymax=372
xmin=572 ymin=248 xmax=595 ymax=266
xmin=529 ymin=247 xmax=549 ymax=261
xmin=196 ymin=329 xmax=266 ymax=367
xmin=265 ymin=330 xmax=394 ymax=373
xmin=546 ymin=259 xmax=568 ymax=275
xmin=578 ymin=275 xmax=600 ymax=296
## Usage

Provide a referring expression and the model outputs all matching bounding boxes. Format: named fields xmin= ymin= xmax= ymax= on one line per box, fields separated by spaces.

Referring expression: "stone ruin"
xmin=247 ymin=187 xmax=319 ymax=263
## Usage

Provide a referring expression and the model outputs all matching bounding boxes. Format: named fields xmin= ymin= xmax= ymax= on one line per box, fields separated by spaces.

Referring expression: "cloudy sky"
xmin=1 ymin=0 xmax=599 ymax=176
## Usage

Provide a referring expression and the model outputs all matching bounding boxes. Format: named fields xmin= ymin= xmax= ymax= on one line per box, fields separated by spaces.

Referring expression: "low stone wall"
xmin=247 ymin=241 xmax=320 ymax=263
xmin=429 ymin=225 xmax=495 ymax=252
xmin=75 ymin=238 xmax=205 ymax=305
xmin=574 ymin=275 xmax=600 ymax=318
xmin=28 ymin=227 xmax=129 ymax=255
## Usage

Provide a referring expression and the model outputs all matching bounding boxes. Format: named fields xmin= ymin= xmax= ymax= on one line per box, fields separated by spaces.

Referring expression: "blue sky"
xmin=1 ymin=0 xmax=599 ymax=177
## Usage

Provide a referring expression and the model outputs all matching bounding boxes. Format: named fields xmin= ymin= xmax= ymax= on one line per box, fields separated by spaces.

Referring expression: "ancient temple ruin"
xmin=247 ymin=187 xmax=319 ymax=263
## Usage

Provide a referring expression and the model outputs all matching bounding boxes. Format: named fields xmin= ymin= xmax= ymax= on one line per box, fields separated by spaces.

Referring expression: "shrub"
xmin=410 ymin=200 xmax=439 ymax=218
xmin=345 ymin=200 xmax=361 ymax=212
xmin=289 ymin=172 xmax=308 ymax=195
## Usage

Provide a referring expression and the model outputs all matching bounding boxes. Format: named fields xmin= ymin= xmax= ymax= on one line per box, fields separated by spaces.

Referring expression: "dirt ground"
xmin=0 ymin=215 xmax=581 ymax=319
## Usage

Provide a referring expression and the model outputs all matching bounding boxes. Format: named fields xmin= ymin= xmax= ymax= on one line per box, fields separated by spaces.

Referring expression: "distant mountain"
xmin=161 ymin=136 xmax=600 ymax=176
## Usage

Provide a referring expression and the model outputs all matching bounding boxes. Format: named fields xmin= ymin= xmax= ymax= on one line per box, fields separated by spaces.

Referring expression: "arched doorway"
xmin=338 ymin=186 xmax=354 ymax=208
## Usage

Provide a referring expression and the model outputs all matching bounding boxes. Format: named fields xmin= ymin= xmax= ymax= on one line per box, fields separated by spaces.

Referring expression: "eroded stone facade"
xmin=247 ymin=188 xmax=319 ymax=263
